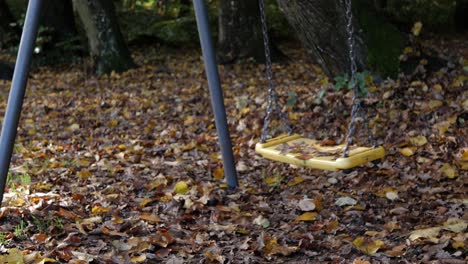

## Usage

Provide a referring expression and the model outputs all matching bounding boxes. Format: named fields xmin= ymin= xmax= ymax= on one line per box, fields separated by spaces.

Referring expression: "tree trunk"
xmin=0 ymin=60 xmax=13 ymax=80
xmin=41 ymin=0 xmax=77 ymax=42
xmin=73 ymin=0 xmax=135 ymax=75
xmin=455 ymin=0 xmax=468 ymax=30
xmin=218 ymin=0 xmax=265 ymax=63
xmin=0 ymin=0 xmax=19 ymax=48
xmin=276 ymin=0 xmax=403 ymax=78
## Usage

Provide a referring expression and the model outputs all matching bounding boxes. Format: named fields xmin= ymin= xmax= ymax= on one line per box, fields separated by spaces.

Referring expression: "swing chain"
xmin=259 ymin=0 xmax=292 ymax=143
xmin=342 ymin=0 xmax=376 ymax=157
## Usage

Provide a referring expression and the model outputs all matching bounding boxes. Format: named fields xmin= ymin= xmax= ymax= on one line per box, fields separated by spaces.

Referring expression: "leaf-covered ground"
xmin=0 ymin=34 xmax=466 ymax=263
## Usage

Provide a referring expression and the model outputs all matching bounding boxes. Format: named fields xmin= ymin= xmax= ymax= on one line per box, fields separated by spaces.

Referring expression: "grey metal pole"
xmin=193 ymin=0 xmax=238 ymax=189
xmin=0 ymin=0 xmax=44 ymax=206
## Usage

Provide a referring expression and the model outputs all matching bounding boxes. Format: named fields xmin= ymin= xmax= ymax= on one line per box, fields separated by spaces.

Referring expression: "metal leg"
xmin=193 ymin=0 xmax=238 ymax=189
xmin=0 ymin=0 xmax=44 ymax=206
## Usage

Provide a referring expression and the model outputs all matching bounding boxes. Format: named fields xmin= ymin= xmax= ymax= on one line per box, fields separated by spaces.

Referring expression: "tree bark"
xmin=0 ymin=0 xmax=19 ymax=48
xmin=0 ymin=60 xmax=13 ymax=80
xmin=218 ymin=0 xmax=265 ymax=63
xmin=41 ymin=0 xmax=77 ymax=42
xmin=276 ymin=0 xmax=403 ymax=78
xmin=455 ymin=0 xmax=468 ymax=30
xmin=73 ymin=0 xmax=135 ymax=75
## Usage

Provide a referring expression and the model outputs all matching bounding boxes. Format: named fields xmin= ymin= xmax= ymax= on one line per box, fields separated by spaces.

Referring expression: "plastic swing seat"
xmin=255 ymin=134 xmax=385 ymax=171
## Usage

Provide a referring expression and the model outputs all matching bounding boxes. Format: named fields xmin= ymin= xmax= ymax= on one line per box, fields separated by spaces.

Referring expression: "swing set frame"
xmin=0 ymin=0 xmax=238 ymax=207
xmin=0 ymin=0 xmax=384 ymax=207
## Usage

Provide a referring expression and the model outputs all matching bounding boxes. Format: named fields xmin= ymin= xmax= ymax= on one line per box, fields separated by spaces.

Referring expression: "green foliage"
xmin=122 ymin=0 xmax=190 ymax=18
xmin=386 ymin=0 xmax=457 ymax=31
xmin=0 ymin=233 xmax=7 ymax=245
xmin=150 ymin=17 xmax=198 ymax=45
xmin=265 ymin=0 xmax=294 ymax=39
xmin=7 ymin=173 xmax=31 ymax=190
xmin=314 ymin=89 xmax=326 ymax=105
xmin=356 ymin=0 xmax=403 ymax=78
xmin=31 ymin=216 xmax=64 ymax=233
xmin=333 ymin=71 xmax=370 ymax=97
xmin=13 ymin=220 xmax=27 ymax=239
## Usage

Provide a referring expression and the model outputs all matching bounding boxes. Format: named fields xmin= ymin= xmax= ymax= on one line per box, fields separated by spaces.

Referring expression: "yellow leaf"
xmin=213 ymin=168 xmax=224 ymax=181
xmin=76 ymin=158 xmax=91 ymax=167
xmin=443 ymin=218 xmax=467 ymax=233
xmin=139 ymin=198 xmax=155 ymax=207
xmin=108 ymin=119 xmax=119 ymax=127
xmin=139 ymin=213 xmax=161 ymax=223
xmin=287 ymin=176 xmax=305 ymax=187
xmin=174 ymin=181 xmax=189 ymax=194
xmin=353 ymin=237 xmax=385 ymax=255
xmin=241 ymin=107 xmax=250 ymax=115
xmin=403 ymin=46 xmax=413 ymax=54
xmin=91 ymin=205 xmax=111 ymax=214
xmin=295 ymin=212 xmax=318 ymax=222
xmin=428 ymin=100 xmax=443 ymax=110
xmin=409 ymin=227 xmax=441 ymax=241
xmin=77 ymin=169 xmax=92 ymax=180
xmin=459 ymin=162 xmax=468 ymax=171
xmin=433 ymin=121 xmax=450 ymax=136
xmin=432 ymin=84 xmax=442 ymax=91
xmin=265 ymin=175 xmax=281 ymax=185
xmin=38 ymin=257 xmax=57 ymax=263
xmin=452 ymin=241 xmax=465 ymax=249
xmin=461 ymin=150 xmax=468 ymax=161
xmin=130 ymin=255 xmax=147 ymax=263
xmin=0 ymin=248 xmax=24 ymax=263
xmin=184 ymin=116 xmax=195 ymax=125
xmin=412 ymin=21 xmax=423 ymax=36
xmin=9 ymin=197 xmax=26 ymax=207
xmin=440 ymin=163 xmax=458 ymax=179
xmin=410 ymin=135 xmax=427 ymax=147
xmin=400 ymin=147 xmax=415 ymax=157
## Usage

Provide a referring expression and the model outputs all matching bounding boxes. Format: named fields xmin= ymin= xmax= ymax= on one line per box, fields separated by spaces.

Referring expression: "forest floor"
xmin=0 ymin=33 xmax=466 ymax=263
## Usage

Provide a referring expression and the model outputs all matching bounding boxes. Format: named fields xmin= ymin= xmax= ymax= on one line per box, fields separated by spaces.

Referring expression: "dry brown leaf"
xmin=353 ymin=237 xmax=385 ymax=255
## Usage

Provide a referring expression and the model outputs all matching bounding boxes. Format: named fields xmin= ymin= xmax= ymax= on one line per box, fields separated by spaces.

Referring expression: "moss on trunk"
xmin=355 ymin=0 xmax=403 ymax=78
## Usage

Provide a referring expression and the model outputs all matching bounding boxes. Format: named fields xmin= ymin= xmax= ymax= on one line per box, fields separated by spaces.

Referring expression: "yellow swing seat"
xmin=255 ymin=134 xmax=385 ymax=171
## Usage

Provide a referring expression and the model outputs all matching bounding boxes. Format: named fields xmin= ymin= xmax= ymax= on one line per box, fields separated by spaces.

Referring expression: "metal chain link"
xmin=259 ymin=0 xmax=292 ymax=143
xmin=342 ymin=0 xmax=377 ymax=157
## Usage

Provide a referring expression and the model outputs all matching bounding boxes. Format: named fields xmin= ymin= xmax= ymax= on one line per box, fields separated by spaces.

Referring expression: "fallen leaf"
xmin=130 ymin=254 xmax=147 ymax=263
xmin=412 ymin=21 xmax=423 ymax=36
xmin=353 ymin=237 xmax=385 ymax=255
xmin=253 ymin=215 xmax=270 ymax=228
xmin=263 ymin=238 xmax=299 ymax=256
xmin=295 ymin=212 xmax=318 ymax=222
xmin=150 ymin=231 xmax=174 ymax=248
xmin=77 ymin=169 xmax=92 ymax=180
xmin=409 ymin=227 xmax=441 ymax=241
xmin=443 ymin=218 xmax=467 ymax=233
xmin=0 ymin=248 xmax=24 ymax=263
xmin=385 ymin=191 xmax=399 ymax=201
xmin=174 ymin=181 xmax=189 ymax=194
xmin=410 ymin=135 xmax=427 ymax=147
xmin=287 ymin=176 xmax=305 ymax=187
xmin=335 ymin=196 xmax=357 ymax=207
xmin=400 ymin=147 xmax=415 ymax=156
xmin=440 ymin=163 xmax=458 ymax=179
xmin=139 ymin=213 xmax=162 ymax=223
xmin=298 ymin=198 xmax=316 ymax=211
xmin=352 ymin=260 xmax=371 ymax=264
xmin=213 ymin=168 xmax=224 ymax=180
